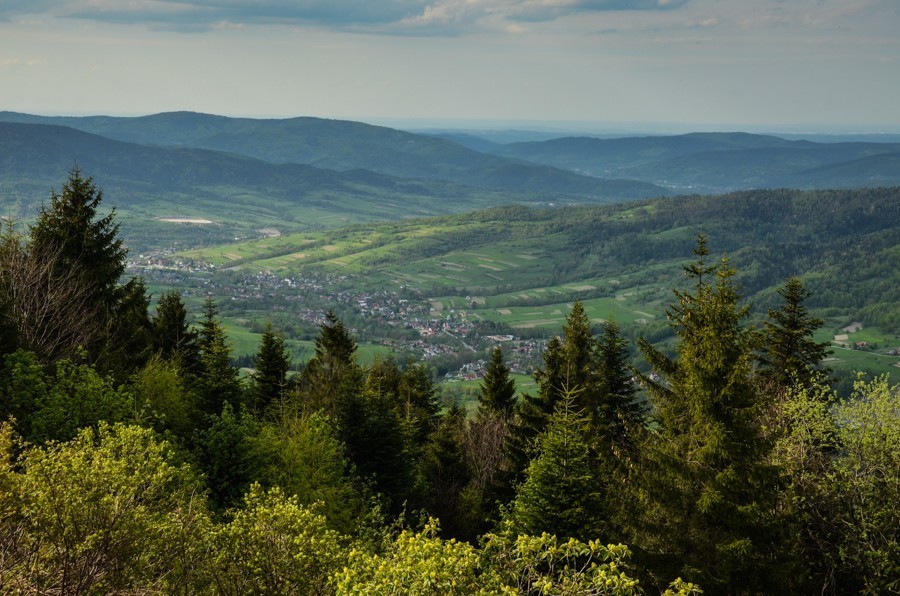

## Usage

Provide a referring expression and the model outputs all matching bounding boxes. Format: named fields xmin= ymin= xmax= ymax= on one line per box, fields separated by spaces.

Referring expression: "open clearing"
xmin=159 ymin=217 xmax=213 ymax=224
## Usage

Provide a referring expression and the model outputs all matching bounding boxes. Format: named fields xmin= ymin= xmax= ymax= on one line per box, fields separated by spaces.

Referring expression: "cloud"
xmin=0 ymin=0 xmax=693 ymax=34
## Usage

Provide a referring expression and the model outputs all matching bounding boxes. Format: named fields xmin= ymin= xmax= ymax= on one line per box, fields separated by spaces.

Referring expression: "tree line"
xmin=0 ymin=170 xmax=898 ymax=594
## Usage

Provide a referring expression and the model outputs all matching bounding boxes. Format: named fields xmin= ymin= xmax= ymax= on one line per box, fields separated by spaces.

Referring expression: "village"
xmin=128 ymin=256 xmax=548 ymax=381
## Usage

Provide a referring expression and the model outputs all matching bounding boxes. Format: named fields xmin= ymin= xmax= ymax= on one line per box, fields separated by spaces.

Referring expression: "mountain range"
xmin=2 ymin=110 xmax=899 ymax=251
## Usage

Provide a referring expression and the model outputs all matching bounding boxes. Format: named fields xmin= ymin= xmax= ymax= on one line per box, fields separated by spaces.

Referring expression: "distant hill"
xmin=491 ymin=132 xmax=900 ymax=192
xmin=0 ymin=112 xmax=666 ymax=200
xmin=0 ymin=121 xmax=666 ymax=251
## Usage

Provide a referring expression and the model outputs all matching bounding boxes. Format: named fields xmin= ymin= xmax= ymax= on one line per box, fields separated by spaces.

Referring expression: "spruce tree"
xmin=29 ymin=169 xmax=126 ymax=310
xmin=26 ymin=169 xmax=150 ymax=373
xmin=634 ymin=235 xmax=785 ymax=592
xmin=505 ymin=302 xmax=599 ymax=485
xmin=251 ymin=322 xmax=291 ymax=414
xmin=152 ymin=290 xmax=200 ymax=372
xmin=595 ymin=320 xmax=644 ymax=456
xmin=761 ymin=277 xmax=831 ymax=389
xmin=298 ymin=309 xmax=357 ymax=414
xmin=195 ymin=297 xmax=243 ymax=415
xmin=478 ymin=346 xmax=516 ymax=419
xmin=511 ymin=388 xmax=604 ymax=542
xmin=104 ymin=277 xmax=153 ymax=376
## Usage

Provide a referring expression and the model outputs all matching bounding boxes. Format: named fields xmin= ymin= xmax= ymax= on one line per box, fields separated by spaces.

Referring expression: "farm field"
xmin=161 ymin=191 xmax=900 ymax=386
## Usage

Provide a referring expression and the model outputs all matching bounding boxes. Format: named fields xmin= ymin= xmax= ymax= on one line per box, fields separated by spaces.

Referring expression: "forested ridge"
xmin=1 ymin=171 xmax=899 ymax=594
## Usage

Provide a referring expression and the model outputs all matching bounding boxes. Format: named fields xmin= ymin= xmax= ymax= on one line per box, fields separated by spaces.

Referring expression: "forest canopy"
xmin=1 ymin=171 xmax=898 ymax=594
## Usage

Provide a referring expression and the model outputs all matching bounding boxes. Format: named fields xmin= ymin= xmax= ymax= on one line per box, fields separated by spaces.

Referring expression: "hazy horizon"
xmin=2 ymin=1 xmax=898 ymax=131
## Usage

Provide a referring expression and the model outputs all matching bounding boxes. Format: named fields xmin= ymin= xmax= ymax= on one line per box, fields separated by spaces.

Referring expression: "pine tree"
xmin=634 ymin=235 xmax=785 ymax=592
xmin=505 ymin=302 xmax=599 ymax=484
xmin=24 ymin=170 xmax=149 ymax=372
xmin=595 ymin=320 xmax=644 ymax=456
xmin=511 ymin=388 xmax=604 ymax=542
xmin=151 ymin=290 xmax=199 ymax=372
xmin=416 ymin=406 xmax=474 ymax=540
xmin=195 ymin=297 xmax=243 ymax=415
xmin=298 ymin=309 xmax=357 ymax=414
xmin=761 ymin=277 xmax=831 ymax=389
xmin=29 ymin=168 xmax=126 ymax=310
xmin=251 ymin=322 xmax=291 ymax=414
xmin=478 ymin=346 xmax=516 ymax=419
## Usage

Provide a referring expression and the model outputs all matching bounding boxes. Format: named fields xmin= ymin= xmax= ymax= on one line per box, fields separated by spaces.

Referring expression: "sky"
xmin=1 ymin=0 xmax=899 ymax=132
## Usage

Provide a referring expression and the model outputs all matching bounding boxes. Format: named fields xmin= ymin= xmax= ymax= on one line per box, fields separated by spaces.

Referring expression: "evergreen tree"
xmin=634 ymin=235 xmax=785 ymax=592
xmin=250 ymin=322 xmax=291 ymax=414
xmin=478 ymin=346 xmax=516 ymax=419
xmin=595 ymin=320 xmax=644 ymax=456
xmin=338 ymin=383 xmax=411 ymax=513
xmin=365 ymin=355 xmax=401 ymax=397
xmin=29 ymin=168 xmax=126 ymax=311
xmin=298 ymin=309 xmax=357 ymax=414
xmin=416 ymin=406 xmax=475 ymax=540
xmin=11 ymin=171 xmax=149 ymax=370
xmin=396 ymin=362 xmax=439 ymax=448
xmin=195 ymin=297 xmax=243 ymax=415
xmin=505 ymin=302 xmax=599 ymax=486
xmin=151 ymin=290 xmax=199 ymax=372
xmin=761 ymin=277 xmax=831 ymax=389
xmin=503 ymin=337 xmax=562 ymax=490
xmin=104 ymin=277 xmax=153 ymax=377
xmin=510 ymin=388 xmax=604 ymax=542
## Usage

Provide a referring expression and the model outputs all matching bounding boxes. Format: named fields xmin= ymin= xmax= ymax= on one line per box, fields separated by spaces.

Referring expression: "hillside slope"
xmin=0 ymin=112 xmax=667 ymax=199
xmin=492 ymin=133 xmax=900 ymax=192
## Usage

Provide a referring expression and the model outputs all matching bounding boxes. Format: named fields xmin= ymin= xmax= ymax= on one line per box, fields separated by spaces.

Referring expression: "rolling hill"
xmin=0 ymin=112 xmax=667 ymax=199
xmin=168 ymin=187 xmax=900 ymax=383
xmin=0 ymin=121 xmax=667 ymax=252
xmin=490 ymin=132 xmax=900 ymax=192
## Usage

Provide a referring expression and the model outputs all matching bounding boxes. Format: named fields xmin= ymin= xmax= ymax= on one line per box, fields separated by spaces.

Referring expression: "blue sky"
xmin=2 ymin=0 xmax=898 ymax=131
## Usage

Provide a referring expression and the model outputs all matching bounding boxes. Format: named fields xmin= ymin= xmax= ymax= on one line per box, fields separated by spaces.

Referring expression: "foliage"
xmin=0 ymin=349 xmax=132 ymax=443
xmin=415 ymin=406 xmax=476 ymax=540
xmin=483 ymin=523 xmax=701 ymax=595
xmin=0 ymin=423 xmax=210 ymax=593
xmin=208 ymin=484 xmax=344 ymax=595
xmin=333 ymin=519 xmax=497 ymax=595
xmin=195 ymin=297 xmax=244 ymax=414
xmin=511 ymin=389 xmax=604 ymax=542
xmin=774 ymin=375 xmax=900 ymax=594
xmin=251 ymin=411 xmax=365 ymax=533
xmin=152 ymin=289 xmax=200 ymax=373
xmin=193 ymin=402 xmax=259 ymax=510
xmin=298 ymin=308 xmax=358 ymax=414
xmin=29 ymin=168 xmax=126 ymax=311
xmin=250 ymin=322 xmax=291 ymax=414
xmin=595 ymin=320 xmax=644 ymax=457
xmin=131 ymin=354 xmax=197 ymax=441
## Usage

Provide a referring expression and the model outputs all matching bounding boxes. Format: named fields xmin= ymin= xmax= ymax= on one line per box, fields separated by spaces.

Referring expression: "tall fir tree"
xmin=195 ymin=297 xmax=243 ymax=415
xmin=761 ymin=277 xmax=831 ymax=389
xmin=478 ymin=346 xmax=517 ymax=419
xmin=29 ymin=169 xmax=126 ymax=310
xmin=151 ymin=290 xmax=200 ymax=373
xmin=298 ymin=309 xmax=358 ymax=414
xmin=510 ymin=388 xmax=604 ymax=542
xmin=250 ymin=322 xmax=291 ymax=414
xmin=633 ymin=235 xmax=785 ymax=592
xmin=103 ymin=277 xmax=153 ymax=376
xmin=595 ymin=320 xmax=644 ymax=457
xmin=26 ymin=169 xmax=151 ymax=374
xmin=505 ymin=302 xmax=599 ymax=487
